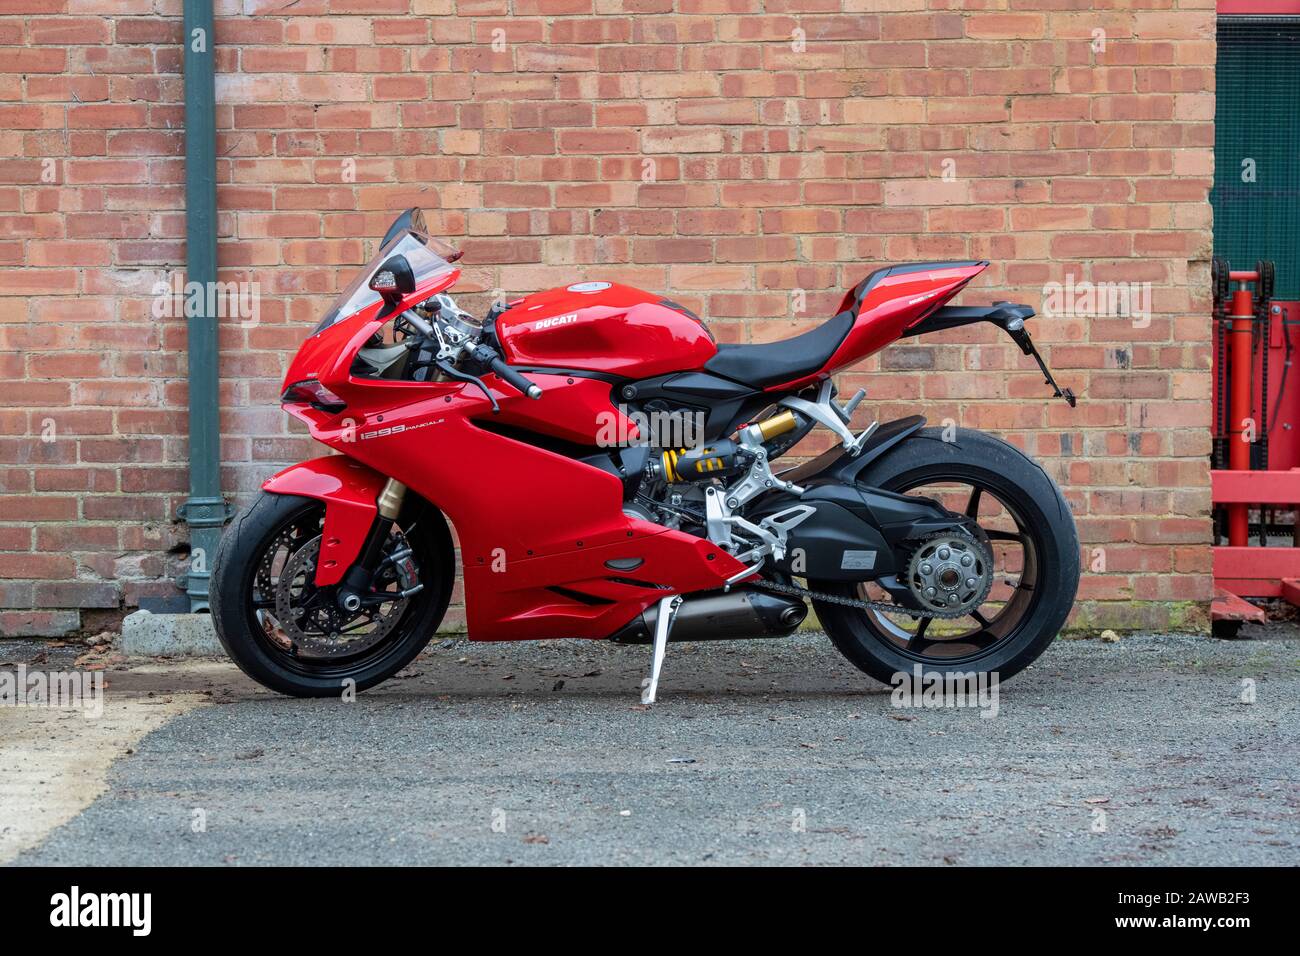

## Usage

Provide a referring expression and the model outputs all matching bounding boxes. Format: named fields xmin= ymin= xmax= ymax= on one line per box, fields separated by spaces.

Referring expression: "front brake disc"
xmin=273 ymin=535 xmax=409 ymax=659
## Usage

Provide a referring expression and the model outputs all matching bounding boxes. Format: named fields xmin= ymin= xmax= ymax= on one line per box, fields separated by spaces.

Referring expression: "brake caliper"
xmin=383 ymin=531 xmax=423 ymax=599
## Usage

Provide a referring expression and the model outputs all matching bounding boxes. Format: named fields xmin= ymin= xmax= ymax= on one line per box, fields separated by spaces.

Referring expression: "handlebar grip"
xmin=490 ymin=356 xmax=542 ymax=400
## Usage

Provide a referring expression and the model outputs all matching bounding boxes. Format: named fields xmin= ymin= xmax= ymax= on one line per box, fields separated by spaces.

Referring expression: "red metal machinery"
xmin=1209 ymin=258 xmax=1300 ymax=633
xmin=1208 ymin=0 xmax=1300 ymax=632
xmin=1218 ymin=0 xmax=1300 ymax=13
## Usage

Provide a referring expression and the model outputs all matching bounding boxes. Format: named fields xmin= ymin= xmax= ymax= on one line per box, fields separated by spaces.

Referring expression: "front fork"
xmin=336 ymin=478 xmax=421 ymax=612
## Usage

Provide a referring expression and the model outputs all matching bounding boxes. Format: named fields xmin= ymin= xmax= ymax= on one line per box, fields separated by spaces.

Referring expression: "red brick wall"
xmin=0 ymin=0 xmax=1215 ymax=636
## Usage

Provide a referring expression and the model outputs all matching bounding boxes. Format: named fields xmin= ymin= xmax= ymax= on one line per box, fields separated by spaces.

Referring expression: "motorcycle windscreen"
xmin=312 ymin=230 xmax=460 ymax=336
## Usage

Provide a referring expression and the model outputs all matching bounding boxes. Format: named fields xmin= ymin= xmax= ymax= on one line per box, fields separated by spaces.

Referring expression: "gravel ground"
xmin=9 ymin=630 xmax=1300 ymax=866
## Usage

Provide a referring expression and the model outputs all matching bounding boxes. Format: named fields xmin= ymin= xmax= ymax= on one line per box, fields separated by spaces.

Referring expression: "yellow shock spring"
xmin=661 ymin=447 xmax=725 ymax=482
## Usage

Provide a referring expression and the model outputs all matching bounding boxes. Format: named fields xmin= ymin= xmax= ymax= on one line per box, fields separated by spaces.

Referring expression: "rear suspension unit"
xmin=647 ymin=410 xmax=799 ymax=483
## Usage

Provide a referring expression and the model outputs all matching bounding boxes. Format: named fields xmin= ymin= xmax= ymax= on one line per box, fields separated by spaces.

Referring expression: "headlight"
xmin=280 ymin=379 xmax=346 ymax=413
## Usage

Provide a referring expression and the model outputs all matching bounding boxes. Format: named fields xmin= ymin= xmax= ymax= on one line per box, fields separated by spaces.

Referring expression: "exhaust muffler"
xmin=609 ymin=588 xmax=807 ymax=645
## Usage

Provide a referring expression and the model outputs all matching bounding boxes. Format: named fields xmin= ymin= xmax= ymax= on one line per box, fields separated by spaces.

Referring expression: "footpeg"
xmin=641 ymin=594 xmax=683 ymax=705
xmin=723 ymin=505 xmax=818 ymax=587
xmin=848 ymin=420 xmax=879 ymax=456
xmin=780 ymin=380 xmax=878 ymax=456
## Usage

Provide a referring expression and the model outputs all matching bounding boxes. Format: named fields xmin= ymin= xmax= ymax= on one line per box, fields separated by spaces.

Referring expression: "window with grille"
xmin=1211 ymin=16 xmax=1300 ymax=299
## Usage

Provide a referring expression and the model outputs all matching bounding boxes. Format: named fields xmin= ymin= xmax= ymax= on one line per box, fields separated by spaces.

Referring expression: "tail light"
xmin=281 ymin=379 xmax=346 ymax=413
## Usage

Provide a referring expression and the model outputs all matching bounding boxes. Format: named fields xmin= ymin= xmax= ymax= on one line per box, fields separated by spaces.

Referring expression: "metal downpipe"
xmin=179 ymin=0 xmax=228 ymax=611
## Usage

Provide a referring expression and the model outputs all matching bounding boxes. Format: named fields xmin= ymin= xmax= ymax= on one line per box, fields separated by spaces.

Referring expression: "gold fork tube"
xmin=376 ymin=478 xmax=407 ymax=520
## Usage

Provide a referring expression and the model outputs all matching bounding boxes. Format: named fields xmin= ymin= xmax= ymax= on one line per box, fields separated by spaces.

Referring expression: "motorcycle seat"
xmin=703 ymin=311 xmax=855 ymax=388
xmin=703 ymin=262 xmax=984 ymax=389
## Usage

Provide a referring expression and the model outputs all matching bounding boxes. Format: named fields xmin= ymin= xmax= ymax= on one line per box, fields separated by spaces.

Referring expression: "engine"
xmin=626 ymin=409 xmax=805 ymax=551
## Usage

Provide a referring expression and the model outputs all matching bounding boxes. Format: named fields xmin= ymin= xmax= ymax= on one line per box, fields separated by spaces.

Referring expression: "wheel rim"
xmin=851 ymin=473 xmax=1044 ymax=666
xmin=243 ymin=504 xmax=428 ymax=679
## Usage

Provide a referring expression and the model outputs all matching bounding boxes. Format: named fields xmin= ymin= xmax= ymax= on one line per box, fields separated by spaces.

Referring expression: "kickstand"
xmin=641 ymin=594 xmax=683 ymax=705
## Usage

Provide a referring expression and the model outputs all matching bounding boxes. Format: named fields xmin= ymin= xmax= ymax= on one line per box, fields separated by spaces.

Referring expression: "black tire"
xmin=811 ymin=427 xmax=1079 ymax=685
xmin=210 ymin=491 xmax=454 ymax=697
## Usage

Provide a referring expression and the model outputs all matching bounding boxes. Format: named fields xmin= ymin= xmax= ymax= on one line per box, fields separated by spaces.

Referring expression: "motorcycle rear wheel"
xmin=811 ymin=427 xmax=1079 ymax=685
xmin=210 ymin=491 xmax=453 ymax=697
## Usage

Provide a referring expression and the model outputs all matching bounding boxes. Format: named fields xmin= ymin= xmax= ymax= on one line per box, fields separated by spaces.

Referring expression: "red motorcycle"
xmin=211 ymin=209 xmax=1080 ymax=699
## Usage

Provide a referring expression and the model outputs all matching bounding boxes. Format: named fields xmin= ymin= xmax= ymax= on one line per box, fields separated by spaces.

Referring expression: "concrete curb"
xmin=120 ymin=609 xmax=223 ymax=657
xmin=117 ymin=609 xmax=469 ymax=657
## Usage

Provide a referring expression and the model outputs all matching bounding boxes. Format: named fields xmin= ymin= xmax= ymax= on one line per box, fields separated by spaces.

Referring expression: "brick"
xmin=0 ymin=611 xmax=80 ymax=638
xmin=34 ymin=582 xmax=121 ymax=609
xmin=965 ymin=14 xmax=1045 ymax=40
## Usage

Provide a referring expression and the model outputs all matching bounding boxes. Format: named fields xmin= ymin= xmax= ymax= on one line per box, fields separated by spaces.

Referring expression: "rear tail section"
xmin=787 ymin=261 xmax=990 ymax=384
xmin=835 ymin=260 xmax=988 ymax=318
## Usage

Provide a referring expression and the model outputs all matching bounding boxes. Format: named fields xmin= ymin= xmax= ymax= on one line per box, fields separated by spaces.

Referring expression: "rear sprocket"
xmin=901 ymin=529 xmax=994 ymax=618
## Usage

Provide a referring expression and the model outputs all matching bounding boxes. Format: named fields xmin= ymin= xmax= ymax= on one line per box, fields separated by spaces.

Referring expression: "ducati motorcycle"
xmin=210 ymin=208 xmax=1080 ymax=699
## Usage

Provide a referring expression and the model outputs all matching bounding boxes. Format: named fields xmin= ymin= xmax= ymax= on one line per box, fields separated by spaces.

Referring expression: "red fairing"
xmin=263 ymin=455 xmax=387 ymax=587
xmin=493 ymin=374 xmax=641 ymax=446
xmin=496 ymin=282 xmax=717 ymax=378
xmin=767 ymin=262 xmax=988 ymax=391
xmin=281 ymin=268 xmax=459 ymax=400
xmin=278 ymin=381 xmax=749 ymax=640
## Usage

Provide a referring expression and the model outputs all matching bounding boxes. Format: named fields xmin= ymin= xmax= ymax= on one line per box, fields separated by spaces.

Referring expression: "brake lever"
xmin=435 ymin=358 xmax=499 ymax=414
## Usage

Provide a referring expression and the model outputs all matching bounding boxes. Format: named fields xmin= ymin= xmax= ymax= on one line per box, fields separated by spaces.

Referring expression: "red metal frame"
xmin=266 ymin=259 xmax=981 ymax=641
xmin=1226 ymin=285 xmax=1255 ymax=544
xmin=1209 ymin=264 xmax=1300 ymax=620
xmin=1211 ymin=468 xmax=1300 ymax=504
xmin=1212 ymin=587 xmax=1267 ymax=623
xmin=1218 ymin=1 xmax=1300 ymax=14
xmin=1207 ymin=3 xmax=1300 ymax=619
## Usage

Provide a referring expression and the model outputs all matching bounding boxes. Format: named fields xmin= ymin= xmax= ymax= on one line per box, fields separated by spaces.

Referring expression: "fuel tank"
xmin=494 ymin=281 xmax=717 ymax=379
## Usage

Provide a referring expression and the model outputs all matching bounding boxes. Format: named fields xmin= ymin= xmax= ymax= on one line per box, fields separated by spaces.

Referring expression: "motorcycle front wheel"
xmin=210 ymin=491 xmax=453 ymax=697
xmin=811 ymin=427 xmax=1080 ymax=685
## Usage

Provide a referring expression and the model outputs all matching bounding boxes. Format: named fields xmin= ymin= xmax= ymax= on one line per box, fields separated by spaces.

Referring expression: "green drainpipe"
xmin=178 ymin=0 xmax=229 ymax=611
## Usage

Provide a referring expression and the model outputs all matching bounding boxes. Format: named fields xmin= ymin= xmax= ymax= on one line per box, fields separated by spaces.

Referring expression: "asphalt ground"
xmin=3 ymin=629 xmax=1297 ymax=866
